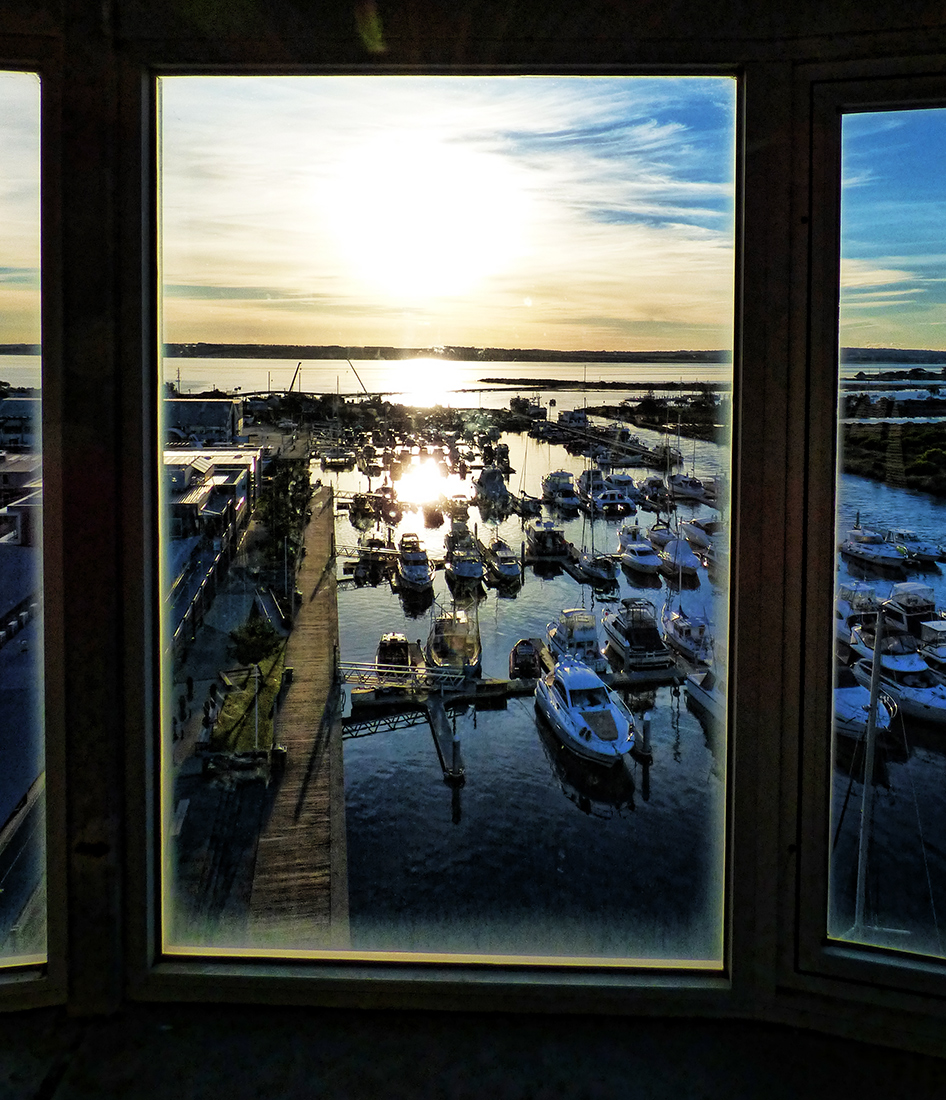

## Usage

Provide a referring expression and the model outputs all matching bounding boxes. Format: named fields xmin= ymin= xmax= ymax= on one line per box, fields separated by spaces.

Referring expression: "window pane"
xmin=831 ymin=108 xmax=946 ymax=957
xmin=160 ymin=76 xmax=734 ymax=962
xmin=0 ymin=71 xmax=44 ymax=964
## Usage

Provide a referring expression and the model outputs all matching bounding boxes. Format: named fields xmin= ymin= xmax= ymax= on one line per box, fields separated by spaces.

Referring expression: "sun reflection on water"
xmin=394 ymin=456 xmax=450 ymax=506
xmin=379 ymin=358 xmax=463 ymax=408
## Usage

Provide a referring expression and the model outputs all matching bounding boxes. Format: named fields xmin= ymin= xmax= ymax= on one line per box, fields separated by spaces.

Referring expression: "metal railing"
xmin=336 ymin=660 xmax=468 ymax=692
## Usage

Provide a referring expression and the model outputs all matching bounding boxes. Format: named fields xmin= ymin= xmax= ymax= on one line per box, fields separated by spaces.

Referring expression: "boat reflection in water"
xmin=535 ymin=711 xmax=636 ymax=818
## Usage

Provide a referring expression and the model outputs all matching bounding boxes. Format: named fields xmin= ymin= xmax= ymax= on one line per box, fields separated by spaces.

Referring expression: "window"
xmin=158 ymin=75 xmax=735 ymax=965
xmin=0 ymin=70 xmax=44 ymax=968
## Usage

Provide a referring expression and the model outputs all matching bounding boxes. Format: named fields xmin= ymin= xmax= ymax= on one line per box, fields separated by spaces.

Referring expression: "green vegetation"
xmin=229 ymin=616 xmax=282 ymax=666
xmin=211 ymin=646 xmax=285 ymax=753
xmin=843 ymin=422 xmax=946 ymax=495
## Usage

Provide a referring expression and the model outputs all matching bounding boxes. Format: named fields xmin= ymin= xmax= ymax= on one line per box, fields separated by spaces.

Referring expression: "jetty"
xmin=248 ymin=484 xmax=350 ymax=948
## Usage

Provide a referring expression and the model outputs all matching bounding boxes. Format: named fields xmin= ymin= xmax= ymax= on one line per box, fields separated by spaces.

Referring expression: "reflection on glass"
xmin=0 ymin=71 xmax=44 ymax=964
xmin=831 ymin=109 xmax=946 ymax=957
xmin=160 ymin=76 xmax=734 ymax=962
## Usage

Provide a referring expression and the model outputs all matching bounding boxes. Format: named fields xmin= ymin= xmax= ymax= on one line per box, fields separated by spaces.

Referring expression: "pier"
xmin=248 ymin=484 xmax=350 ymax=948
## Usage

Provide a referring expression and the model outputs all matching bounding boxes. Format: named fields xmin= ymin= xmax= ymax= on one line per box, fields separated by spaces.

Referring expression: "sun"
xmin=324 ymin=131 xmax=528 ymax=301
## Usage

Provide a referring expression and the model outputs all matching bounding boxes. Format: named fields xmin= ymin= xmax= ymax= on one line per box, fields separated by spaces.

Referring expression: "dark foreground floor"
xmin=2 ymin=1004 xmax=946 ymax=1099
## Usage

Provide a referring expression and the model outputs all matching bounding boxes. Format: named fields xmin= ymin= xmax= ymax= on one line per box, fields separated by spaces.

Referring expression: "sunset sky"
xmin=158 ymin=76 xmax=737 ymax=353
xmin=0 ymin=71 xmax=39 ymax=346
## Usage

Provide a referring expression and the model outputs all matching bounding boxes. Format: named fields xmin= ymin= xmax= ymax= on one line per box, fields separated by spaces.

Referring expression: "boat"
xmin=576 ymin=515 xmax=618 ymax=586
xmin=835 ymin=581 xmax=879 ymax=646
xmin=834 ymin=665 xmax=895 ymax=738
xmin=639 ymin=475 xmax=673 ymax=512
xmin=509 ymin=638 xmax=542 ymax=679
xmin=882 ymin=528 xmax=943 ymax=564
xmin=839 ymin=525 xmax=908 ymax=571
xmin=604 ymin=471 xmax=641 ymax=502
xmin=918 ymin=621 xmax=946 ymax=684
xmin=444 ymin=517 xmax=485 ymax=590
xmin=685 ymin=667 xmax=726 ymax=726
xmin=661 ymin=603 xmax=714 ymax=664
xmin=847 ymin=619 xmax=920 ymax=662
xmin=375 ymin=632 xmax=426 ymax=693
xmin=473 ymin=465 xmax=512 ymax=507
xmin=680 ymin=517 xmax=723 ymax=551
xmin=881 ymin=582 xmax=945 ymax=637
xmin=658 ymin=538 xmax=702 ymax=578
xmin=647 ymin=519 xmax=674 ymax=550
xmin=617 ymin=523 xmax=662 ymax=574
xmin=353 ymin=533 xmax=394 ymax=587
xmin=601 ymin=597 xmax=679 ymax=676
xmin=542 ymin=470 xmax=580 ymax=511
xmin=668 ymin=471 xmax=707 ymax=502
xmin=526 ymin=519 xmax=569 ymax=558
xmin=425 ymin=606 xmax=482 ymax=677
xmin=851 ymin=652 xmax=946 ymax=724
xmin=481 ymin=536 xmax=522 ymax=587
xmin=395 ymin=532 xmax=434 ymax=592
xmin=577 ymin=467 xmax=607 ymax=511
xmin=595 ymin=488 xmax=636 ymax=516
xmin=547 ymin=608 xmax=609 ymax=673
xmin=534 ymin=656 xmax=636 ymax=766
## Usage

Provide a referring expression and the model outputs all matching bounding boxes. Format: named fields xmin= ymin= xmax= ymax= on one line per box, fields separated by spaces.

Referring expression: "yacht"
xmin=396 ymin=533 xmax=434 ymax=593
xmin=577 ymin=467 xmax=607 ymax=511
xmin=882 ymin=528 xmax=943 ymax=564
xmin=526 ymin=519 xmax=569 ymax=558
xmin=661 ymin=604 xmax=714 ymax=664
xmin=534 ymin=656 xmax=636 ymax=766
xmin=481 ymin=536 xmax=522 ymax=587
xmin=852 ymin=652 xmax=946 ymax=724
xmin=541 ymin=470 xmax=580 ymax=511
xmin=444 ymin=517 xmax=485 ymax=589
xmin=602 ymin=598 xmax=678 ymax=677
xmin=839 ymin=526 xmax=908 ymax=571
xmin=617 ymin=523 xmax=662 ymax=574
xmin=658 ymin=538 xmax=702 ymax=578
xmin=547 ymin=608 xmax=609 ymax=673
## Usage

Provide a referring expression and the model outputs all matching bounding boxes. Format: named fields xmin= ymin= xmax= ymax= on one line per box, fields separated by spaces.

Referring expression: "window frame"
xmin=793 ymin=62 xmax=946 ymax=1018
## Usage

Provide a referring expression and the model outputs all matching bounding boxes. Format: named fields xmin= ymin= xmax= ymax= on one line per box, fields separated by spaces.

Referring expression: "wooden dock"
xmin=249 ymin=485 xmax=350 ymax=948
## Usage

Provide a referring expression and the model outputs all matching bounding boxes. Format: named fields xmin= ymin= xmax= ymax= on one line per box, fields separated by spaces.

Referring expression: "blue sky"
xmin=842 ymin=109 xmax=946 ymax=350
xmin=0 ymin=72 xmax=40 ymax=345
xmin=159 ymin=76 xmax=736 ymax=352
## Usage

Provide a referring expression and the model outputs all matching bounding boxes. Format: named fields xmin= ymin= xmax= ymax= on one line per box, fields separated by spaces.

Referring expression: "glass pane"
xmin=160 ymin=76 xmax=734 ymax=962
xmin=0 ymin=71 xmax=44 ymax=963
xmin=831 ymin=108 xmax=946 ymax=957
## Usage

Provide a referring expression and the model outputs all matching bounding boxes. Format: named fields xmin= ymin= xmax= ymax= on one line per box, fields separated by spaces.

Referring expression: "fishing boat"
xmin=375 ymin=632 xmax=426 ymax=693
xmin=602 ymin=597 xmax=678 ymax=677
xmin=534 ymin=656 xmax=636 ymax=766
xmin=395 ymin=532 xmax=434 ymax=593
xmin=617 ymin=523 xmax=662 ymax=574
xmin=425 ymin=606 xmax=482 ymax=677
xmin=882 ymin=528 xmax=943 ymax=564
xmin=547 ymin=608 xmax=609 ymax=673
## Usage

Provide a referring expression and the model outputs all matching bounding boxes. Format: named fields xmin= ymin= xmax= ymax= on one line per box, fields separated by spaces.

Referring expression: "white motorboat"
xmin=577 ymin=467 xmax=607 ymax=511
xmin=839 ymin=526 xmax=908 ymax=571
xmin=852 ymin=652 xmax=946 ymax=724
xmin=834 ymin=665 xmax=895 ymax=738
xmin=680 ymin=517 xmax=723 ymax=551
xmin=534 ymin=656 xmax=636 ymax=765
xmin=617 ymin=522 xmax=662 ymax=573
xmin=602 ymin=597 xmax=678 ymax=675
xmin=882 ymin=528 xmax=943 ymax=564
xmin=481 ymin=536 xmax=522 ymax=587
xmin=375 ymin=632 xmax=426 ymax=693
xmin=661 ymin=603 xmax=714 ymax=664
xmin=425 ymin=607 xmax=482 ymax=677
xmin=595 ymin=488 xmax=636 ymax=516
xmin=835 ymin=581 xmax=878 ymax=646
xmin=647 ymin=519 xmax=674 ymax=550
xmin=658 ymin=538 xmax=702 ymax=578
xmin=918 ymin=621 xmax=946 ymax=684
xmin=881 ymin=582 xmax=945 ymax=637
xmin=685 ymin=667 xmax=726 ymax=725
xmin=604 ymin=472 xmax=641 ymax=502
xmin=668 ymin=471 xmax=707 ymax=502
xmin=847 ymin=620 xmax=919 ymax=663
xmin=444 ymin=517 xmax=485 ymax=588
xmin=541 ymin=469 xmax=580 ymax=511
xmin=396 ymin=532 xmax=434 ymax=593
xmin=547 ymin=608 xmax=609 ymax=673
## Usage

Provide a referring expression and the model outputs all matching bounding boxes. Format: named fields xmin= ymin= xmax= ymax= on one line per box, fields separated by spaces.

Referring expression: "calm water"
xmin=325 ymin=417 xmax=728 ymax=961
xmin=832 ymin=475 xmax=946 ymax=957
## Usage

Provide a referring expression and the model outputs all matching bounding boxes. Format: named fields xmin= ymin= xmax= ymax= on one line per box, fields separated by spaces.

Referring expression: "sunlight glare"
xmin=396 ymin=457 xmax=447 ymax=506
xmin=324 ymin=131 xmax=529 ymax=301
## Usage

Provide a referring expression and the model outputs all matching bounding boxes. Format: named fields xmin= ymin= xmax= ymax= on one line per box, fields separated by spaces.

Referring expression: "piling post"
xmin=634 ymin=708 xmax=654 ymax=766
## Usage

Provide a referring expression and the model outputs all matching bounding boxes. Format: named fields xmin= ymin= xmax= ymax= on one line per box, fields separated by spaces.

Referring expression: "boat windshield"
xmin=570 ymin=687 xmax=609 ymax=708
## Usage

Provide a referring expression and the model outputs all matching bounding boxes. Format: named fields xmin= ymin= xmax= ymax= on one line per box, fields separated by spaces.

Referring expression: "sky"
xmin=841 ymin=109 xmax=946 ymax=351
xmin=159 ymin=76 xmax=737 ymax=353
xmin=0 ymin=71 xmax=40 ymax=346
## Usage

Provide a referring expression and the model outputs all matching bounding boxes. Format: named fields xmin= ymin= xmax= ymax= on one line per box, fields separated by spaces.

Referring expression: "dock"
xmin=248 ymin=484 xmax=350 ymax=948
